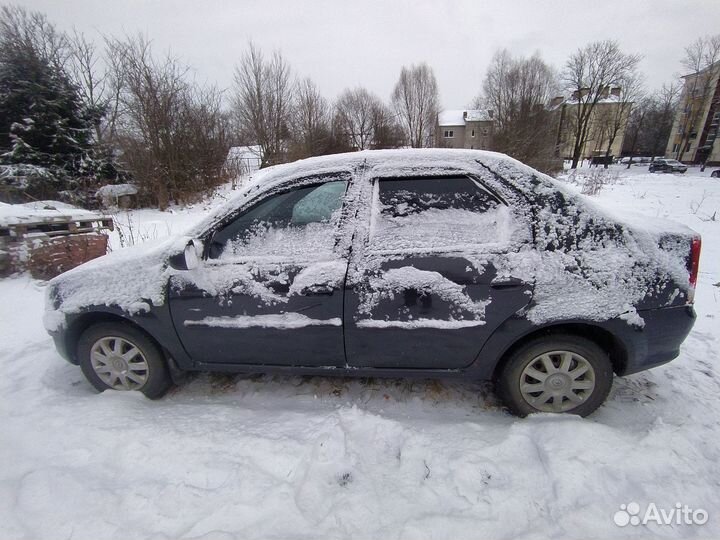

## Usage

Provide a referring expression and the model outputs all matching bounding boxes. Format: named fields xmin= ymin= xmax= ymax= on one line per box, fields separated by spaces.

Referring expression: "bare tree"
xmin=594 ymin=71 xmax=644 ymax=167
xmin=370 ymin=100 xmax=405 ymax=149
xmin=563 ymin=40 xmax=641 ymax=168
xmin=68 ymin=32 xmax=123 ymax=147
xmin=334 ymin=87 xmax=381 ymax=150
xmin=478 ymin=50 xmax=560 ymax=173
xmin=391 ymin=63 xmax=439 ymax=147
xmin=650 ymin=83 xmax=681 ymax=156
xmin=109 ymin=35 xmax=229 ymax=208
xmin=673 ymin=34 xmax=720 ymax=162
xmin=289 ymin=77 xmax=331 ymax=159
xmin=0 ymin=5 xmax=69 ymax=72
xmin=622 ymin=96 xmax=649 ymax=166
xmin=232 ymin=43 xmax=293 ymax=167
xmin=624 ymin=82 xmax=680 ymax=164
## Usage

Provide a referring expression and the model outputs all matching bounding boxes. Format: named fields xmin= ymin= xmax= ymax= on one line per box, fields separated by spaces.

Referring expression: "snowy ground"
xmin=1 ymin=165 xmax=719 ymax=540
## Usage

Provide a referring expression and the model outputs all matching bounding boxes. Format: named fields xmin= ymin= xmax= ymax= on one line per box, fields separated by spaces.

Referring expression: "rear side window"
xmin=370 ymin=176 xmax=515 ymax=251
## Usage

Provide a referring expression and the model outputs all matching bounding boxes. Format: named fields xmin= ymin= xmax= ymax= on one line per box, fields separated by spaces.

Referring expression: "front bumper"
xmin=50 ymin=332 xmax=78 ymax=364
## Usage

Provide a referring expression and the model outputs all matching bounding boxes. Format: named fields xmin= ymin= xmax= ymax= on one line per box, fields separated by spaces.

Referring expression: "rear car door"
xmin=344 ymin=175 xmax=533 ymax=370
xmin=169 ymin=176 xmax=351 ymax=368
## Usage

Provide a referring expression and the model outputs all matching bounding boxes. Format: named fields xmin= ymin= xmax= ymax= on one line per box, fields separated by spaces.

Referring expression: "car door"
xmin=344 ymin=175 xmax=533 ymax=370
xmin=169 ymin=176 xmax=351 ymax=368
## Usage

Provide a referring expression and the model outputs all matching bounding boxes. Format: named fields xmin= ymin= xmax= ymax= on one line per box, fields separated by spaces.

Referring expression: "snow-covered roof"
xmin=465 ymin=110 xmax=493 ymax=122
xmin=96 ymin=184 xmax=138 ymax=198
xmin=557 ymin=91 xmax=624 ymax=107
xmin=567 ymin=95 xmax=622 ymax=105
xmin=0 ymin=201 xmax=105 ymax=228
xmin=438 ymin=110 xmax=493 ymax=127
xmin=226 ymin=145 xmax=263 ymax=161
xmin=681 ymin=59 xmax=720 ymax=79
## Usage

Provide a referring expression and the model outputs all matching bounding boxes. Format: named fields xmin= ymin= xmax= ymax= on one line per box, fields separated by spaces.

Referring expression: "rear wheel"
xmin=496 ymin=335 xmax=613 ymax=417
xmin=77 ymin=322 xmax=172 ymax=399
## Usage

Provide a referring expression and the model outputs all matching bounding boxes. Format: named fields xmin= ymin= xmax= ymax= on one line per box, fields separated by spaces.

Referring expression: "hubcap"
xmin=90 ymin=336 xmax=149 ymax=391
xmin=519 ymin=350 xmax=596 ymax=413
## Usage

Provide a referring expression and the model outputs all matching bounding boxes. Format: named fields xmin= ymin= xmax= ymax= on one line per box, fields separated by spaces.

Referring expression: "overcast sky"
xmin=17 ymin=0 xmax=720 ymax=109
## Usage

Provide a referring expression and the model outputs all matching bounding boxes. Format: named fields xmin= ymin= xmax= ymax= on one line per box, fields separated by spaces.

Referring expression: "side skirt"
xmin=191 ymin=362 xmax=473 ymax=380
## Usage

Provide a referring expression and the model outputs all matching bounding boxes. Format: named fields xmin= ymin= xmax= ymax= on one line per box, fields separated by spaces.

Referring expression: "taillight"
xmin=688 ymin=236 xmax=701 ymax=303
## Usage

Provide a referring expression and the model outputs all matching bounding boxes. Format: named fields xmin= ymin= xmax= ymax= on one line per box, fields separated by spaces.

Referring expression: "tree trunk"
xmin=603 ymin=134 xmax=616 ymax=169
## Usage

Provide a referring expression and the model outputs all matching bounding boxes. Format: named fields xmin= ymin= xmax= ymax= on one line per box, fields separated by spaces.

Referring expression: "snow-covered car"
xmin=649 ymin=159 xmax=688 ymax=173
xmin=43 ymin=149 xmax=701 ymax=416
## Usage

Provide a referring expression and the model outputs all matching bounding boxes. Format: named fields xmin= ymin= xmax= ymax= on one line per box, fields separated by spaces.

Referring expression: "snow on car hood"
xmin=44 ymin=237 xmax=181 ymax=331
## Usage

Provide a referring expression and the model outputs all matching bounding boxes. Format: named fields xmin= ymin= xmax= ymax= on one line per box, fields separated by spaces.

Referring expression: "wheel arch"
xmin=490 ymin=322 xmax=628 ymax=381
xmin=65 ymin=311 xmax=163 ymax=364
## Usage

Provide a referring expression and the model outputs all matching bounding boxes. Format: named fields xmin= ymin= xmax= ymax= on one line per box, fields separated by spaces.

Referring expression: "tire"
xmin=711 ymin=171 xmax=719 ymax=178
xmin=496 ymin=335 xmax=613 ymax=417
xmin=77 ymin=322 xmax=172 ymax=399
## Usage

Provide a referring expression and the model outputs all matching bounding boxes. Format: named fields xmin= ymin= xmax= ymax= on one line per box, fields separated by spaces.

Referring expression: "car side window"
xmin=370 ymin=176 xmax=514 ymax=251
xmin=209 ymin=180 xmax=348 ymax=260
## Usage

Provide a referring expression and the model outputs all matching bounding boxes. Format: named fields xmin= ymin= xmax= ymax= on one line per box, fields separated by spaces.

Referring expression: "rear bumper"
xmin=619 ymin=305 xmax=696 ymax=376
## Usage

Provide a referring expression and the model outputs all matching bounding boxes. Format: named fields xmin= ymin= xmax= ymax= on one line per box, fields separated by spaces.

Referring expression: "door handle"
xmin=301 ymin=285 xmax=335 ymax=296
xmin=490 ymin=279 xmax=524 ymax=290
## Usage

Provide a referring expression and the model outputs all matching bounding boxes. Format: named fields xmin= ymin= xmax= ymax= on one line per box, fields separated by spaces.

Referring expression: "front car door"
xmin=344 ymin=174 xmax=534 ymax=370
xmin=169 ymin=174 xmax=351 ymax=368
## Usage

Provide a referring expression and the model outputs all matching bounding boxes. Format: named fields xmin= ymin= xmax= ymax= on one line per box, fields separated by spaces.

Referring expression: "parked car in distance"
xmin=649 ymin=158 xmax=688 ymax=173
xmin=711 ymin=169 xmax=720 ymax=178
xmin=619 ymin=156 xmax=652 ymax=165
xmin=44 ymin=150 xmax=701 ymax=417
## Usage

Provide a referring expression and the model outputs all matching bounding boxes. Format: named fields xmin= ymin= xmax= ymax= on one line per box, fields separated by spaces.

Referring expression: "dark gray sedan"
xmin=44 ymin=150 xmax=701 ymax=416
xmin=649 ymin=158 xmax=688 ymax=173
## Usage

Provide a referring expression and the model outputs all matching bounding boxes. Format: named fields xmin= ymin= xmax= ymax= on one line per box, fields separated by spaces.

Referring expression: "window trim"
xmin=204 ymin=175 xmax=351 ymax=263
xmin=443 ymin=129 xmax=454 ymax=138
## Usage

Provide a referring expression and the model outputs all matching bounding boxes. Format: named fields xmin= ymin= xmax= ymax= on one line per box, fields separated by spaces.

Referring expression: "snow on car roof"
xmin=189 ymin=148 xmax=546 ymax=235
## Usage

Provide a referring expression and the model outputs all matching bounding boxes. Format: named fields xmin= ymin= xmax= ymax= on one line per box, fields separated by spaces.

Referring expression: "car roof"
xmin=189 ymin=149 xmax=561 ymax=236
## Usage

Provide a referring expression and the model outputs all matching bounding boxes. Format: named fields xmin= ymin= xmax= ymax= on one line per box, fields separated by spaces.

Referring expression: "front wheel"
xmin=77 ymin=322 xmax=172 ymax=399
xmin=496 ymin=335 xmax=613 ymax=417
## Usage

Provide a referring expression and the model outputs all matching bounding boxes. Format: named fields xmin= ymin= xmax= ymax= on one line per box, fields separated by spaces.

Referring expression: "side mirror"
xmin=184 ymin=240 xmax=200 ymax=270
xmin=169 ymin=239 xmax=202 ymax=270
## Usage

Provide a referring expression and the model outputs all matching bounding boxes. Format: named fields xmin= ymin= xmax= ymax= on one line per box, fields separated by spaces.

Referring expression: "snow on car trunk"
xmin=2 ymin=164 xmax=719 ymax=539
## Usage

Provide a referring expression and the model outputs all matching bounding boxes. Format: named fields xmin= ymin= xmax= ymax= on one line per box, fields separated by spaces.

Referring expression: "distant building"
xmin=225 ymin=145 xmax=263 ymax=176
xmin=552 ymin=87 xmax=632 ymax=162
xmin=436 ymin=110 xmax=494 ymax=149
xmin=666 ymin=61 xmax=720 ymax=165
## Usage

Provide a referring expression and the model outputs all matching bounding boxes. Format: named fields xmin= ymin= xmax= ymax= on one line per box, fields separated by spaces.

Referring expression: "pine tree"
xmin=0 ymin=35 xmax=94 ymax=172
xmin=0 ymin=6 xmax=113 ymax=202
